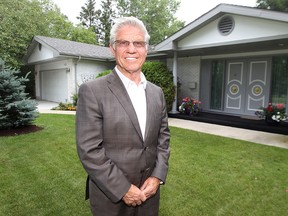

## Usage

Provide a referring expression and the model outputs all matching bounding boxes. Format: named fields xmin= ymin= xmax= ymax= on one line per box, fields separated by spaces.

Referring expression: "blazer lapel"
xmin=106 ymin=70 xmax=143 ymax=141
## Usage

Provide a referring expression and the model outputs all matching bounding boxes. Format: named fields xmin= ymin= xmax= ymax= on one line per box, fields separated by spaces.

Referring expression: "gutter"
xmin=74 ymin=56 xmax=81 ymax=94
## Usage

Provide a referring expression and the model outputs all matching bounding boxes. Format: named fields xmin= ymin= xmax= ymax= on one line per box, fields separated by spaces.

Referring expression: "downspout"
xmin=74 ymin=56 xmax=81 ymax=94
xmin=169 ymin=45 xmax=179 ymax=114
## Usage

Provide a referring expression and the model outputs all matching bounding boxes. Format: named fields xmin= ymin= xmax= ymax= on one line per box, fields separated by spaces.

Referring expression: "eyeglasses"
xmin=114 ymin=40 xmax=147 ymax=48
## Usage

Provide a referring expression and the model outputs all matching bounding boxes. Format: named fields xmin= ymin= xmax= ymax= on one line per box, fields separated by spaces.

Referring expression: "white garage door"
xmin=41 ymin=69 xmax=68 ymax=102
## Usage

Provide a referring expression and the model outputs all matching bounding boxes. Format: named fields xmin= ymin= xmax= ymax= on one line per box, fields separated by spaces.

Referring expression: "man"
xmin=76 ymin=17 xmax=170 ymax=216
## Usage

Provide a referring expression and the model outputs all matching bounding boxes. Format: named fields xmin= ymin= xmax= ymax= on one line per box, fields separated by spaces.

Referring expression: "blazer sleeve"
xmin=76 ymin=82 xmax=131 ymax=203
xmin=151 ymin=89 xmax=171 ymax=183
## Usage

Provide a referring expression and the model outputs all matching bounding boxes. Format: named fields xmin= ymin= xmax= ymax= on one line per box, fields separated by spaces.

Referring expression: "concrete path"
xmin=36 ymin=100 xmax=288 ymax=149
xmin=168 ymin=118 xmax=288 ymax=149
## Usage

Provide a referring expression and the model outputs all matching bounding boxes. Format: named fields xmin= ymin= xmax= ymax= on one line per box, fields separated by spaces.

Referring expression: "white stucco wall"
xmin=76 ymin=60 xmax=114 ymax=87
xmin=28 ymin=44 xmax=57 ymax=64
xmin=168 ymin=57 xmax=201 ymax=106
xmin=35 ymin=59 xmax=114 ymax=103
xmin=178 ymin=14 xmax=288 ymax=48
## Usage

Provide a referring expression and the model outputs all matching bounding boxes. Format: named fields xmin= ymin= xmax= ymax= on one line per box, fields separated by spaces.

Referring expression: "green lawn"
xmin=0 ymin=114 xmax=287 ymax=216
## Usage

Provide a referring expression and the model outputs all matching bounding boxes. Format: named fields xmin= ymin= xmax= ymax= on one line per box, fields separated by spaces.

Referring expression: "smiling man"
xmin=76 ymin=17 xmax=170 ymax=216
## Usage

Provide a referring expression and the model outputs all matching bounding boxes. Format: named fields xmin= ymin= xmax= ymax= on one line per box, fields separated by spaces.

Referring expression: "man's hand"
xmin=122 ymin=184 xmax=147 ymax=207
xmin=140 ymin=177 xmax=161 ymax=199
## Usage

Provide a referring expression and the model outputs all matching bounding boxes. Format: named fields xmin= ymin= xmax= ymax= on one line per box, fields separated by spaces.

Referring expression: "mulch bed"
xmin=0 ymin=125 xmax=43 ymax=137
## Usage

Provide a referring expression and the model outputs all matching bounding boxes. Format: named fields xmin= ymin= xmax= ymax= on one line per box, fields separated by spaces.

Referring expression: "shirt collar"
xmin=115 ymin=67 xmax=147 ymax=89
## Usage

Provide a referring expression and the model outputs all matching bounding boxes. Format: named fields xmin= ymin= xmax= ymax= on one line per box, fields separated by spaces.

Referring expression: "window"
xmin=271 ymin=56 xmax=288 ymax=104
xmin=210 ymin=60 xmax=225 ymax=110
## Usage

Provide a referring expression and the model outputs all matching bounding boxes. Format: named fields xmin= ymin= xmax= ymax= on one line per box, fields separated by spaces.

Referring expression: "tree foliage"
xmin=78 ymin=0 xmax=116 ymax=46
xmin=142 ymin=61 xmax=175 ymax=112
xmin=0 ymin=64 xmax=38 ymax=129
xmin=116 ymin=0 xmax=185 ymax=45
xmin=0 ymin=0 xmax=98 ymax=69
xmin=98 ymin=0 xmax=117 ymax=46
xmin=256 ymin=0 xmax=288 ymax=12
xmin=77 ymin=0 xmax=185 ymax=46
xmin=77 ymin=0 xmax=100 ymax=31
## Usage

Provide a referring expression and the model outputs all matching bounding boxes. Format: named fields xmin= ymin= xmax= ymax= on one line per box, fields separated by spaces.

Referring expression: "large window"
xmin=210 ymin=60 xmax=225 ymax=110
xmin=271 ymin=56 xmax=288 ymax=105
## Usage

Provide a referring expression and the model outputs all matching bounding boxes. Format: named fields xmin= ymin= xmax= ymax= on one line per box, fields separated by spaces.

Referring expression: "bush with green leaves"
xmin=96 ymin=69 xmax=112 ymax=78
xmin=142 ymin=62 xmax=175 ymax=112
xmin=0 ymin=66 xmax=38 ymax=129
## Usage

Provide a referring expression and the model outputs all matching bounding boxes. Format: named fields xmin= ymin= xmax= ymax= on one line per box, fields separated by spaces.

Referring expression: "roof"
xmin=25 ymin=36 xmax=113 ymax=62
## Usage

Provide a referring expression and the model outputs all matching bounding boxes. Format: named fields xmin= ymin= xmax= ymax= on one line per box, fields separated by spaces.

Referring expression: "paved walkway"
xmin=37 ymin=100 xmax=288 ymax=149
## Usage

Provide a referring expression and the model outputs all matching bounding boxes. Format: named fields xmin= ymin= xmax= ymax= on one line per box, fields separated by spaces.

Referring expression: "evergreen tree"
xmin=77 ymin=0 xmax=100 ymax=32
xmin=0 ymin=64 xmax=38 ymax=129
xmin=98 ymin=0 xmax=116 ymax=46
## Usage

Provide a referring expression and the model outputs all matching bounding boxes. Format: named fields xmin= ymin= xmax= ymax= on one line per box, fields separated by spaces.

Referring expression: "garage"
xmin=40 ymin=69 xmax=68 ymax=102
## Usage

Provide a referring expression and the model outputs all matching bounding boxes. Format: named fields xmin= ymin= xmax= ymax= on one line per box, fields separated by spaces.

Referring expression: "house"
xmin=24 ymin=4 xmax=288 ymax=116
xmin=24 ymin=36 xmax=114 ymax=103
xmin=155 ymin=4 xmax=288 ymax=116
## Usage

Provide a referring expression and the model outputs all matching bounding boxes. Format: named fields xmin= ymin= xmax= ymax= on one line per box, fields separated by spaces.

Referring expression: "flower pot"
xmin=265 ymin=116 xmax=280 ymax=126
xmin=185 ymin=108 xmax=199 ymax=116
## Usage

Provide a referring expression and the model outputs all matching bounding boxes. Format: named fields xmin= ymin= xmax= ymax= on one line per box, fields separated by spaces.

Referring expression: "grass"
xmin=0 ymin=114 xmax=287 ymax=216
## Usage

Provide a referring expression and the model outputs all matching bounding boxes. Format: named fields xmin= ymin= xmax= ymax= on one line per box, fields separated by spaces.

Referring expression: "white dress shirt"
xmin=115 ymin=68 xmax=147 ymax=140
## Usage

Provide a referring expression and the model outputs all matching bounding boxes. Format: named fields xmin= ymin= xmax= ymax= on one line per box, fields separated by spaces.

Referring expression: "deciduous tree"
xmin=256 ymin=0 xmax=288 ymax=12
xmin=116 ymin=0 xmax=185 ymax=45
xmin=0 ymin=0 xmax=98 ymax=69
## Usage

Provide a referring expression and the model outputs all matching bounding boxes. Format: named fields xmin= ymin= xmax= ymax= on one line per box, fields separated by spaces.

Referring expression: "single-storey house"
xmin=24 ymin=4 xmax=288 ymax=117
xmin=24 ymin=36 xmax=115 ymax=102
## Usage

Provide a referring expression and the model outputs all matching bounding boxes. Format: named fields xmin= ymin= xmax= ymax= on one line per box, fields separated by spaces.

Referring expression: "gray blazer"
xmin=76 ymin=70 xmax=170 ymax=206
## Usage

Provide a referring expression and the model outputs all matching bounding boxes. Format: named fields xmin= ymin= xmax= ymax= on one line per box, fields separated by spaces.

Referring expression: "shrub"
xmin=0 ymin=65 xmax=38 ymax=129
xmin=142 ymin=62 xmax=175 ymax=112
xmin=52 ymin=102 xmax=76 ymax=111
xmin=71 ymin=93 xmax=78 ymax=107
xmin=96 ymin=69 xmax=112 ymax=78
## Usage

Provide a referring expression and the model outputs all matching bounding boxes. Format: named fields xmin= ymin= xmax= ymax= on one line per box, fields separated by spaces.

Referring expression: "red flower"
xmin=276 ymin=103 xmax=284 ymax=109
xmin=266 ymin=104 xmax=273 ymax=112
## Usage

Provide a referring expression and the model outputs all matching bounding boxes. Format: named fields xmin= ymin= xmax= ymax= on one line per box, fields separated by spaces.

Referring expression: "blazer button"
xmin=144 ymin=147 xmax=149 ymax=151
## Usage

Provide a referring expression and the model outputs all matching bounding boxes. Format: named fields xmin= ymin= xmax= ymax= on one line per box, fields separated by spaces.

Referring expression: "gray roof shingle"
xmin=35 ymin=36 xmax=114 ymax=60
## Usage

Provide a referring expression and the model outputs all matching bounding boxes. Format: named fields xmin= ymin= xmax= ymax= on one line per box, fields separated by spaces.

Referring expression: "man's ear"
xmin=109 ymin=44 xmax=116 ymax=56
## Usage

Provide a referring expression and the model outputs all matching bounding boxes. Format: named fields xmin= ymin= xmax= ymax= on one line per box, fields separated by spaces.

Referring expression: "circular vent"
xmin=218 ymin=16 xmax=234 ymax=35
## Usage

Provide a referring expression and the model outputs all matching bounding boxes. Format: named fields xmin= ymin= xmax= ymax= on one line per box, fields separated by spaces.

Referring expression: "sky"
xmin=52 ymin=0 xmax=257 ymax=25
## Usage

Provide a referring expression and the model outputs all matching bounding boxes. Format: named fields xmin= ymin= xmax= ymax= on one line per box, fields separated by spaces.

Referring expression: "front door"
xmin=224 ymin=59 xmax=271 ymax=115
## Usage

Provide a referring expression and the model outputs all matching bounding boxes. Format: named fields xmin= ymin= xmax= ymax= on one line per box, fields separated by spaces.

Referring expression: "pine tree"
xmin=0 ymin=65 xmax=38 ymax=129
xmin=98 ymin=0 xmax=116 ymax=46
xmin=77 ymin=0 xmax=100 ymax=32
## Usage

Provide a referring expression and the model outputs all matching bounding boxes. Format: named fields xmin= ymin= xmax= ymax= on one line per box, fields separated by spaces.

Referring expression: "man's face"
xmin=110 ymin=25 xmax=148 ymax=75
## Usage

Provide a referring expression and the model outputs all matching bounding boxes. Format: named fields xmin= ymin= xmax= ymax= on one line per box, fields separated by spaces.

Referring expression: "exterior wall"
xmin=178 ymin=15 xmax=288 ymax=48
xmin=75 ymin=60 xmax=114 ymax=88
xmin=35 ymin=59 xmax=114 ymax=103
xmin=168 ymin=57 xmax=201 ymax=106
xmin=28 ymin=44 xmax=57 ymax=64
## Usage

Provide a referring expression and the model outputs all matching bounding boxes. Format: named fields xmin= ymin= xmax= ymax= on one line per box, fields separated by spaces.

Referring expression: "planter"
xmin=265 ymin=116 xmax=280 ymax=126
xmin=185 ymin=108 xmax=199 ymax=116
